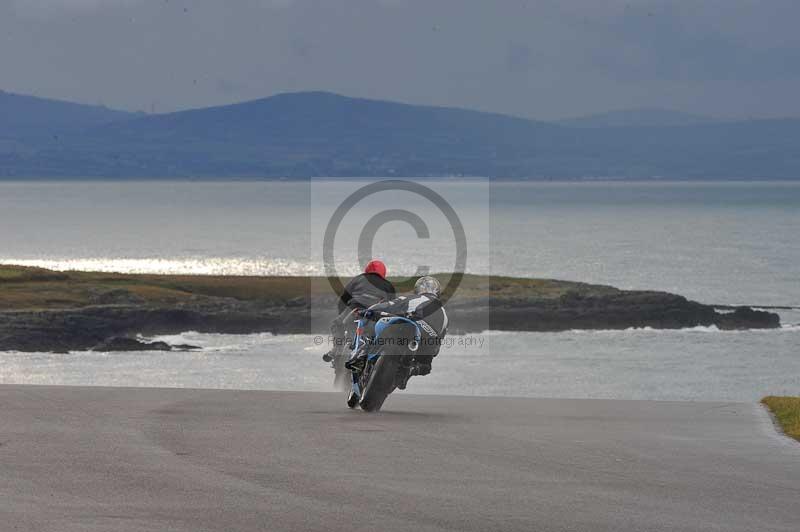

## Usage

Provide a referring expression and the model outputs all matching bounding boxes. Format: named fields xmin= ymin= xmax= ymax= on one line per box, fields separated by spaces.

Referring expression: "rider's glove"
xmin=360 ymin=309 xmax=375 ymax=320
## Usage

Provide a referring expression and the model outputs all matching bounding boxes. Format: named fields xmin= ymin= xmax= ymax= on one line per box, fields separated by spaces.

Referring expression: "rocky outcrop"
xmin=0 ymin=287 xmax=780 ymax=353
xmin=447 ymin=291 xmax=780 ymax=333
xmin=92 ymin=337 xmax=201 ymax=352
xmin=0 ymin=302 xmax=309 ymax=353
xmin=713 ymin=307 xmax=781 ymax=330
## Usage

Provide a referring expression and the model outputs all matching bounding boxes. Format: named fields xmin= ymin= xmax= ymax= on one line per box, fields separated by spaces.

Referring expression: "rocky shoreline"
xmin=0 ymin=266 xmax=780 ymax=353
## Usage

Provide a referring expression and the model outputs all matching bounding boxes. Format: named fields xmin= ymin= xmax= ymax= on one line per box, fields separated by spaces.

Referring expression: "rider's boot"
xmin=397 ymin=361 xmax=432 ymax=390
xmin=323 ymin=345 xmax=342 ymax=367
xmin=413 ymin=363 xmax=432 ymax=376
xmin=397 ymin=368 xmax=412 ymax=390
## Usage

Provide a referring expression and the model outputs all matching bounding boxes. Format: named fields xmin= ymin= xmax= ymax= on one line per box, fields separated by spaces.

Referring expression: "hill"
xmin=0 ymin=90 xmax=136 ymax=139
xmin=560 ymin=108 xmax=718 ymax=128
xmin=1 ymin=91 xmax=799 ymax=179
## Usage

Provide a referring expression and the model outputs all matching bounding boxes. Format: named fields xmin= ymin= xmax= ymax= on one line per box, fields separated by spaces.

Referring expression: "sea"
xmin=1 ymin=180 xmax=798 ymax=401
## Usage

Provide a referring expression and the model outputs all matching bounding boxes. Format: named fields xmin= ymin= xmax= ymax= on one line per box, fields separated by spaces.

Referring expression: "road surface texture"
xmin=1 ymin=385 xmax=798 ymax=531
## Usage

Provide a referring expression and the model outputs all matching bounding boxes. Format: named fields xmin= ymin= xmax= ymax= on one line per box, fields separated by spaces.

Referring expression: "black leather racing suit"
xmin=329 ymin=273 xmax=396 ymax=359
xmin=338 ymin=273 xmax=396 ymax=314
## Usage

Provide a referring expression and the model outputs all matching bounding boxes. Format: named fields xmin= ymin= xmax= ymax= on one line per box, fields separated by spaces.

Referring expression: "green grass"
xmin=762 ymin=396 xmax=800 ymax=442
xmin=0 ymin=265 xmax=68 ymax=283
xmin=0 ymin=264 xmax=621 ymax=311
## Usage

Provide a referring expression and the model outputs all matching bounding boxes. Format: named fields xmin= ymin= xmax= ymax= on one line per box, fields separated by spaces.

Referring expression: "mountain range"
xmin=0 ymin=90 xmax=137 ymax=138
xmin=1 ymin=89 xmax=798 ymax=179
xmin=559 ymin=108 xmax=717 ymax=128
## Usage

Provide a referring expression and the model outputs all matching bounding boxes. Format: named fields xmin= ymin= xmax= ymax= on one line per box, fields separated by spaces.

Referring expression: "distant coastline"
xmin=3 ymin=90 xmax=800 ymax=180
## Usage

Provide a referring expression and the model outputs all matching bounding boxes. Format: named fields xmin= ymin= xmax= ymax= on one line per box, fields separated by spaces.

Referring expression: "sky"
xmin=1 ymin=0 xmax=799 ymax=120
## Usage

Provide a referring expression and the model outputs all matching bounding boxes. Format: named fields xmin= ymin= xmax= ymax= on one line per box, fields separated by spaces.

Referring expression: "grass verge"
xmin=761 ymin=396 xmax=800 ymax=442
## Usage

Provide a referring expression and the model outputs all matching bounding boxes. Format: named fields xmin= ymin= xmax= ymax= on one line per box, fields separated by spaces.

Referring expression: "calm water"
xmin=1 ymin=180 xmax=798 ymax=401
xmin=1 ymin=328 xmax=798 ymax=402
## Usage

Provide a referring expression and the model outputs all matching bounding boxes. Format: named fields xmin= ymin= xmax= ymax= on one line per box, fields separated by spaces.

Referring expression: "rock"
xmin=92 ymin=337 xmax=174 ymax=352
xmin=88 ymin=288 xmax=146 ymax=306
xmin=285 ymin=296 xmax=307 ymax=308
xmin=172 ymin=344 xmax=202 ymax=351
xmin=715 ymin=307 xmax=781 ymax=330
xmin=0 ymin=283 xmax=781 ymax=353
xmin=0 ymin=303 xmax=299 ymax=353
xmin=450 ymin=290 xmax=781 ymax=333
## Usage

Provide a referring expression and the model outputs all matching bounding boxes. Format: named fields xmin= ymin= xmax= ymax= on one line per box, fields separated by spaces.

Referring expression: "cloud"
xmin=13 ymin=0 xmax=141 ymax=16
xmin=3 ymin=0 xmax=800 ymax=120
xmin=12 ymin=0 xmax=304 ymax=17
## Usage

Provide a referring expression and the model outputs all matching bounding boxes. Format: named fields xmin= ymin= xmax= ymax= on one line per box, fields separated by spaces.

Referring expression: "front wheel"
xmin=359 ymin=355 xmax=401 ymax=412
xmin=347 ymin=390 xmax=359 ymax=409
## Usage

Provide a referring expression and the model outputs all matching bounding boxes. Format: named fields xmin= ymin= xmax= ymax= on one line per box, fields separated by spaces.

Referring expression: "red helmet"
xmin=364 ymin=259 xmax=387 ymax=279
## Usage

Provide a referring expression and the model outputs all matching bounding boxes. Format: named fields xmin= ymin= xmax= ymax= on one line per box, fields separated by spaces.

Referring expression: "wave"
xmin=155 ymin=325 xmax=800 ymax=351
xmin=564 ymin=325 xmax=722 ymax=334
xmin=145 ymin=331 xmax=327 ymax=353
xmin=479 ymin=324 xmax=800 ymax=335
xmin=574 ymin=324 xmax=800 ymax=334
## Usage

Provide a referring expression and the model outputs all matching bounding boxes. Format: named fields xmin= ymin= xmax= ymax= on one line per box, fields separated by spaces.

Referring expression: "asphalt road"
xmin=1 ymin=385 xmax=798 ymax=532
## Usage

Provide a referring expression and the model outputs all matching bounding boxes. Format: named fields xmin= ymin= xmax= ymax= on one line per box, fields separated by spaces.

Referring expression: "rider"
xmin=323 ymin=259 xmax=396 ymax=362
xmin=359 ymin=275 xmax=448 ymax=387
xmin=337 ymin=259 xmax=395 ymax=314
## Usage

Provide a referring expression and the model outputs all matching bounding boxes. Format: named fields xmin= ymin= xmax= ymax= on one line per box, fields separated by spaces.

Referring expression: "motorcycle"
xmin=343 ymin=311 xmax=422 ymax=412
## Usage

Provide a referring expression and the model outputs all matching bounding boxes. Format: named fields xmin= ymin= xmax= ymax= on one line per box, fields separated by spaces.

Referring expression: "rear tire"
xmin=359 ymin=355 xmax=401 ymax=412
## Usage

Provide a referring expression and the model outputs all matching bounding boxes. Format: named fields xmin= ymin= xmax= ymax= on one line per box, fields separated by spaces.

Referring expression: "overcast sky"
xmin=2 ymin=0 xmax=799 ymax=120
